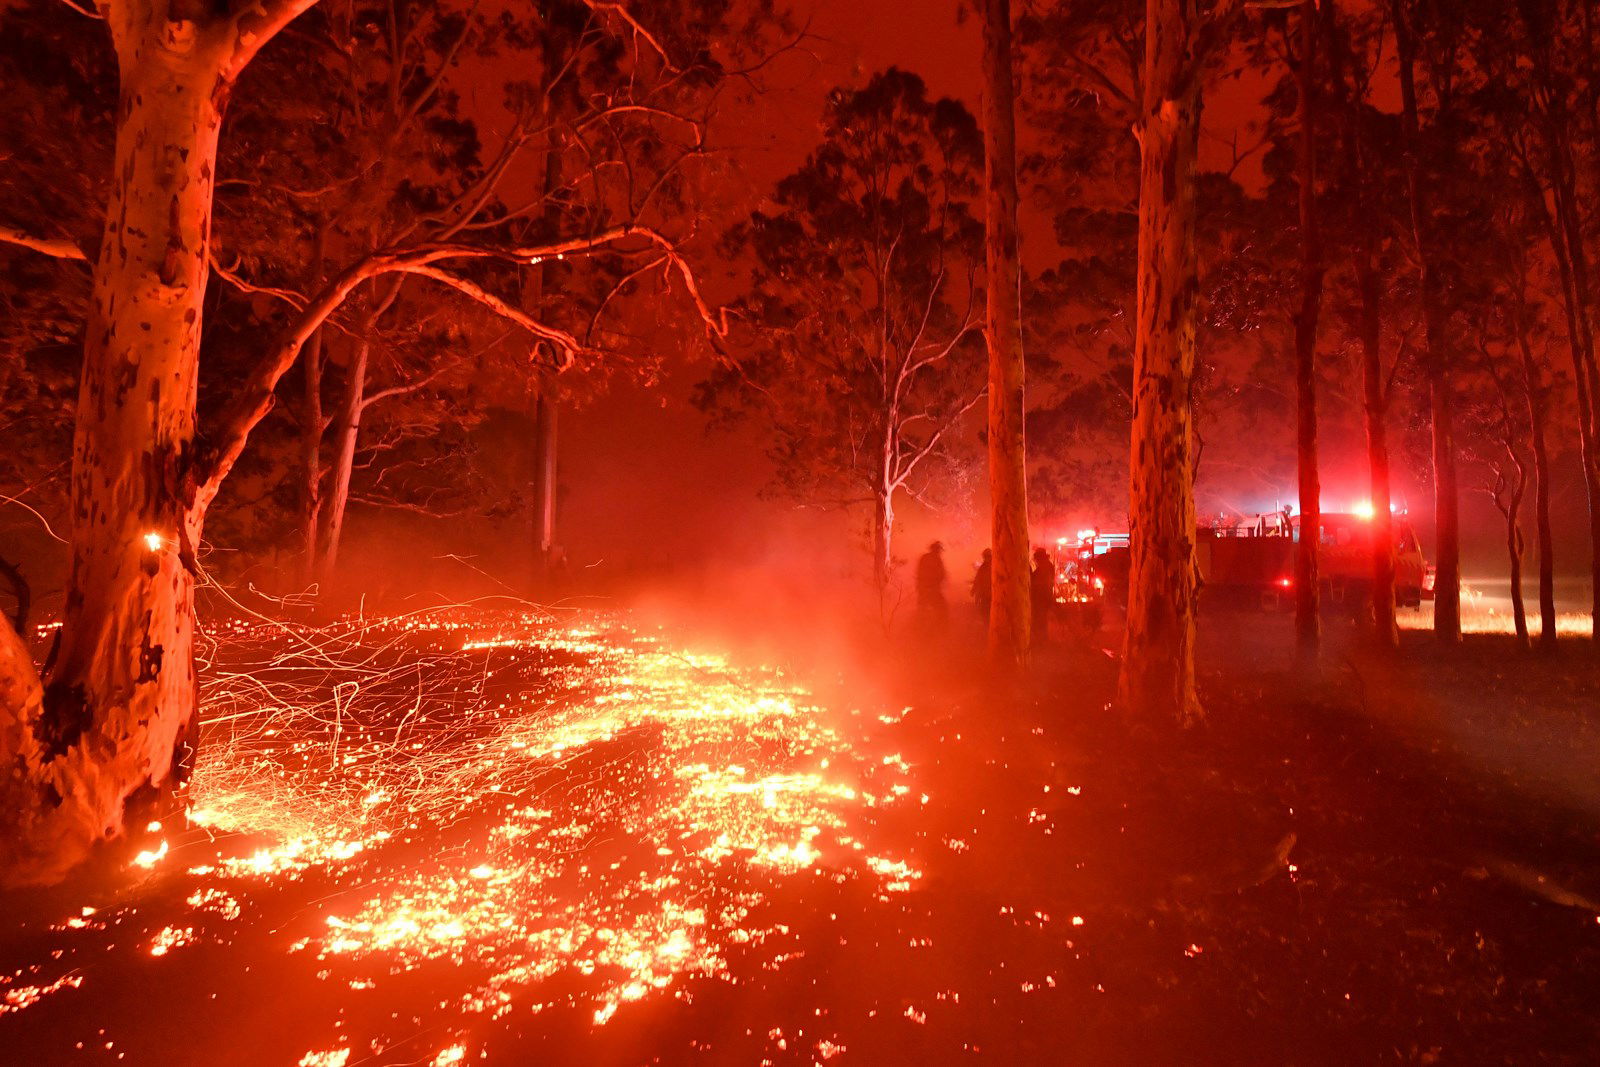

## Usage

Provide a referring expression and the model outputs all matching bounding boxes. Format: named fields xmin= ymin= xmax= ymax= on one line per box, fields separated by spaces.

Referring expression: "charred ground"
xmin=2 ymin=608 xmax=1597 ymax=1065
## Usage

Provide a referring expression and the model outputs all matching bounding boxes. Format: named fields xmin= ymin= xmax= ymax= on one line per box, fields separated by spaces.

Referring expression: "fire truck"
xmin=1055 ymin=507 xmax=1429 ymax=621
xmin=1050 ymin=530 xmax=1128 ymax=634
xmin=1199 ymin=507 xmax=1429 ymax=612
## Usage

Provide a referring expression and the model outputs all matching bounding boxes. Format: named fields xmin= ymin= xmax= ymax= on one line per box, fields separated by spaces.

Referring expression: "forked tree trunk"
xmin=1514 ymin=0 xmax=1600 ymax=641
xmin=1542 ymin=185 xmax=1600 ymax=641
xmin=981 ymin=0 xmax=1031 ymax=666
xmin=1119 ymin=0 xmax=1203 ymax=723
xmin=1512 ymin=284 xmax=1557 ymax=649
xmin=0 ymin=0 xmax=317 ymax=887
xmin=1292 ymin=0 xmax=1323 ymax=663
xmin=1357 ymin=245 xmax=1398 ymax=648
xmin=1549 ymin=150 xmax=1600 ymax=639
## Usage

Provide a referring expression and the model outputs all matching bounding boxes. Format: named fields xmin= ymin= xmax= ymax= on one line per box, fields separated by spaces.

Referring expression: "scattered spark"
xmin=14 ymin=608 xmax=923 ymax=1053
xmin=146 ymin=926 xmax=194 ymax=958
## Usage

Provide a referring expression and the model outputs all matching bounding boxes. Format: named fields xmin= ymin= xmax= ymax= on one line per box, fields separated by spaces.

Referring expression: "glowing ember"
xmin=1 ymin=972 xmax=84 ymax=1015
xmin=146 ymin=925 xmax=194 ymax=957
xmin=12 ymin=609 xmax=923 ymax=1057
xmin=296 ymin=1051 xmax=349 ymax=1067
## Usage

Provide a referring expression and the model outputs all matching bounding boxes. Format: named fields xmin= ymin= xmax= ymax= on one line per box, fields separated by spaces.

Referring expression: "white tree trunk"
xmin=299 ymin=327 xmax=326 ymax=586
xmin=873 ymin=486 xmax=894 ymax=597
xmin=318 ymin=335 xmax=369 ymax=584
xmin=0 ymin=0 xmax=320 ymax=887
xmin=2 ymin=27 xmax=224 ymax=884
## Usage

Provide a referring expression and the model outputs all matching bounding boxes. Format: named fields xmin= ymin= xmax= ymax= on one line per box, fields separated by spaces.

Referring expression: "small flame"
xmin=132 ymin=839 xmax=168 ymax=869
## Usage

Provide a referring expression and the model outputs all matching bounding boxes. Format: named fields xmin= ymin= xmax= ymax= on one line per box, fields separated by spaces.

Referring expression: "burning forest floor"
xmin=3 ymin=604 xmax=1600 ymax=1065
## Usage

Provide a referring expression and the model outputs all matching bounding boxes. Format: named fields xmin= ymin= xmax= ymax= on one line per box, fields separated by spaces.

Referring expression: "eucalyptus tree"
xmin=0 ymin=0 xmax=737 ymax=887
xmin=982 ymin=0 xmax=1032 ymax=663
xmin=703 ymin=70 xmax=986 ymax=601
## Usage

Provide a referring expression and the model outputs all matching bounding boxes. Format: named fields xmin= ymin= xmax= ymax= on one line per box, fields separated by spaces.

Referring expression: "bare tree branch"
xmin=52 ymin=0 xmax=103 ymax=18
xmin=210 ymin=252 xmax=307 ymax=308
xmin=195 ymin=223 xmax=725 ymax=508
xmin=400 ymin=264 xmax=582 ymax=363
xmin=0 ymin=223 xmax=88 ymax=261
xmin=581 ymin=0 xmax=678 ymax=70
xmin=225 ymin=0 xmax=325 ymax=80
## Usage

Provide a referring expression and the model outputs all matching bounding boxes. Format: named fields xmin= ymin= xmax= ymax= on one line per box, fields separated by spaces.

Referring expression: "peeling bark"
xmin=5 ymin=25 xmax=226 ymax=884
xmin=1119 ymin=0 xmax=1203 ymax=723
xmin=0 ymin=0 xmax=321 ymax=888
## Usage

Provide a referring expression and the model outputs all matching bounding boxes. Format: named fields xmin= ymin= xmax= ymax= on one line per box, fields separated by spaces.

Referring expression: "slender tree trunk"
xmin=318 ymin=332 xmax=370 ymax=584
xmin=1394 ymin=5 xmax=1459 ymax=643
xmin=525 ymin=1 xmax=569 ymax=591
xmin=1509 ymin=265 xmax=1557 ymax=648
xmin=1494 ymin=399 xmax=1530 ymax=649
xmin=1358 ymin=245 xmax=1398 ymax=648
xmin=299 ymin=326 xmax=325 ymax=586
xmin=533 ymin=389 xmax=557 ymax=564
xmin=1428 ymin=369 xmax=1461 ymax=639
xmin=982 ymin=0 xmax=1031 ymax=666
xmin=1120 ymin=0 xmax=1203 ymax=723
xmin=298 ymin=221 xmax=328 ymax=587
xmin=873 ymin=487 xmax=894 ymax=597
xmin=1292 ymin=0 xmax=1323 ymax=663
xmin=1506 ymin=493 xmax=1529 ymax=648
xmin=1333 ymin=6 xmax=1396 ymax=649
xmin=1 ymin=28 xmax=226 ymax=885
